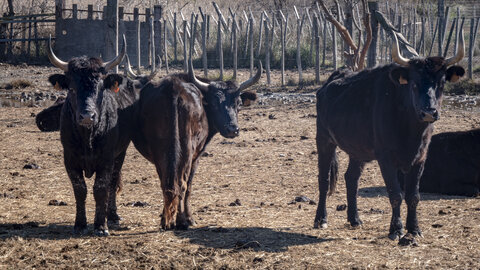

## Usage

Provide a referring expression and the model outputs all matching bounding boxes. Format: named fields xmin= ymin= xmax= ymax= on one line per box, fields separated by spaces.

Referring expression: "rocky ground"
xmin=0 ymin=64 xmax=479 ymax=269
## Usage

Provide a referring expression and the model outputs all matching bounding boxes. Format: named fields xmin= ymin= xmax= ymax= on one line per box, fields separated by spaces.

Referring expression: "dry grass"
xmin=0 ymin=64 xmax=479 ymax=268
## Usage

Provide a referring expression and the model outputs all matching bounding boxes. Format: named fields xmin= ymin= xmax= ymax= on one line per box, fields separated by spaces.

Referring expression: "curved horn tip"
xmin=47 ymin=34 xmax=69 ymax=71
xmin=445 ymin=27 xmax=465 ymax=66
xmin=124 ymin=54 xmax=138 ymax=78
xmin=391 ymin=32 xmax=409 ymax=67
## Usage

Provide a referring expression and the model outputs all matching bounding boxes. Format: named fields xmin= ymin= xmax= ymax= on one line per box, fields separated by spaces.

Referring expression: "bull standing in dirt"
xmin=314 ymin=31 xmax=465 ymax=245
xmin=46 ymin=37 xmax=154 ymax=236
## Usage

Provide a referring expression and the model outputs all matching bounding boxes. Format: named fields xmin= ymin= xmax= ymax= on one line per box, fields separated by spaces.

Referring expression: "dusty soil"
xmin=0 ymin=64 xmax=479 ymax=269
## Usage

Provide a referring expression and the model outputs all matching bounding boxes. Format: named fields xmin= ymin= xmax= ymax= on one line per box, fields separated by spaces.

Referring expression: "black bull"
xmin=46 ymin=36 xmax=158 ymax=236
xmin=44 ymin=40 xmax=259 ymax=233
xmin=314 ymin=32 xmax=465 ymax=244
xmin=420 ymin=129 xmax=480 ymax=197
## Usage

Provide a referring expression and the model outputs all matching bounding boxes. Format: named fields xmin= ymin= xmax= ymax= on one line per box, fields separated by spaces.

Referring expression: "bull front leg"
xmin=107 ymin=151 xmax=126 ymax=227
xmin=378 ymin=159 xmax=404 ymax=241
xmin=404 ymin=163 xmax=423 ymax=237
xmin=65 ymin=163 xmax=88 ymax=235
xmin=93 ymin=164 xmax=114 ymax=236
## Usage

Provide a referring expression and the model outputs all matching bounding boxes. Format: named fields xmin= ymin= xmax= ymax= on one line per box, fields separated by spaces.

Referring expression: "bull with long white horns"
xmin=47 ymin=35 xmax=154 ymax=236
xmin=313 ymin=28 xmax=465 ymax=245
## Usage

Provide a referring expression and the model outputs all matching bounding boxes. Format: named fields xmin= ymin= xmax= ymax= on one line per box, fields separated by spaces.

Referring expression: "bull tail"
xmin=165 ymin=89 xmax=181 ymax=197
xmin=327 ymin=151 xmax=339 ymax=196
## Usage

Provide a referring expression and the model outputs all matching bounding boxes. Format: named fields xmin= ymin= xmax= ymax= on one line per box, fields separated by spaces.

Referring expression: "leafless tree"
xmin=317 ymin=0 xmax=371 ymax=71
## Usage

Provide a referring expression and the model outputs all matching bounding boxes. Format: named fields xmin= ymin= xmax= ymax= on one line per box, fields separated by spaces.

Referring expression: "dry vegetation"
xmin=0 ymin=64 xmax=479 ymax=269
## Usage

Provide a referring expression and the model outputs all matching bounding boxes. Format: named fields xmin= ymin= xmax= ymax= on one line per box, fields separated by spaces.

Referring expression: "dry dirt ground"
xmin=0 ymin=64 xmax=479 ymax=269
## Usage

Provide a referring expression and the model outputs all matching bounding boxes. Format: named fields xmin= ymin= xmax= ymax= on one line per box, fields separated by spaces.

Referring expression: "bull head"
xmin=392 ymin=29 xmax=464 ymax=67
xmin=187 ymin=41 xmax=260 ymax=138
xmin=390 ymin=29 xmax=465 ymax=123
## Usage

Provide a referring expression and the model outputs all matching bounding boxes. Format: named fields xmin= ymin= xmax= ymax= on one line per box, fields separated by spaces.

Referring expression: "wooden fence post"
xmin=233 ymin=17 xmax=238 ymax=80
xmin=367 ymin=1 xmax=379 ymax=68
xmin=183 ymin=20 xmax=187 ymax=72
xmin=249 ymin=17 xmax=254 ymax=78
xmin=154 ymin=5 xmax=162 ymax=60
xmin=134 ymin=8 xmax=141 ymax=73
xmin=150 ymin=17 xmax=155 ymax=71
xmin=218 ymin=18 xmax=224 ymax=80
xmin=280 ymin=15 xmax=285 ymax=86
xmin=105 ymin=0 xmax=119 ymax=73
xmin=257 ymin=12 xmax=264 ymax=56
xmin=264 ymin=20 xmax=271 ymax=85
xmin=174 ymin=12 xmax=178 ymax=62
xmin=164 ymin=19 xmax=169 ymax=73
xmin=315 ymin=15 xmax=320 ymax=83
xmin=88 ymin=5 xmax=93 ymax=20
xmin=202 ymin=15 xmax=208 ymax=77
xmin=297 ymin=14 xmax=305 ymax=83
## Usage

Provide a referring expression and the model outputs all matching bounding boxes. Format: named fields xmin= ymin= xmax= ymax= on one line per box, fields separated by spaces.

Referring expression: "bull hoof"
xmin=314 ymin=220 xmax=328 ymax=229
xmin=94 ymin=228 xmax=109 ymax=237
xmin=73 ymin=225 xmax=88 ymax=235
xmin=349 ymin=219 xmax=363 ymax=227
xmin=161 ymin=217 xmax=175 ymax=231
xmin=107 ymin=215 xmax=123 ymax=228
xmin=187 ymin=217 xmax=196 ymax=226
xmin=388 ymin=229 xmax=404 ymax=241
xmin=398 ymin=233 xmax=418 ymax=246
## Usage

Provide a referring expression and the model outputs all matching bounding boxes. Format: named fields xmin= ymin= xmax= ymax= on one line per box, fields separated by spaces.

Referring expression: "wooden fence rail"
xmin=0 ymin=1 xmax=479 ymax=84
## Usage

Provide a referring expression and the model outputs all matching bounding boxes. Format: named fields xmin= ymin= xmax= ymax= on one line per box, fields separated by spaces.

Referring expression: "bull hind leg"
xmin=66 ymin=166 xmax=88 ymax=235
xmin=314 ymin=141 xmax=337 ymax=229
xmin=107 ymin=151 xmax=126 ymax=227
xmin=155 ymin=162 xmax=179 ymax=230
xmin=345 ymin=158 xmax=366 ymax=227
xmin=182 ymin=158 xmax=200 ymax=227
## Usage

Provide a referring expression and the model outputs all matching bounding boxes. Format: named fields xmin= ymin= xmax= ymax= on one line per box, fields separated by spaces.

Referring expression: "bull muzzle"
xmin=222 ymin=125 xmax=240 ymax=138
xmin=420 ymin=108 xmax=439 ymax=123
xmin=78 ymin=112 xmax=96 ymax=127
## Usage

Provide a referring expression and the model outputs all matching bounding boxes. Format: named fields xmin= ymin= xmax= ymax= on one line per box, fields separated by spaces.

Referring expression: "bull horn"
xmin=238 ymin=60 xmax=262 ymax=92
xmin=391 ymin=32 xmax=409 ymax=67
xmin=47 ymin=35 xmax=68 ymax=72
xmin=103 ymin=34 xmax=127 ymax=72
xmin=148 ymin=55 xmax=162 ymax=80
xmin=445 ymin=27 xmax=465 ymax=66
xmin=188 ymin=51 xmax=209 ymax=92
xmin=124 ymin=54 xmax=138 ymax=78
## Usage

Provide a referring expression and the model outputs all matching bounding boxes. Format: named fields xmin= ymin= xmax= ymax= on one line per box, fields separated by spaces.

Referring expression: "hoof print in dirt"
xmin=229 ymin=199 xmax=241 ymax=206
xmin=398 ymin=233 xmax=418 ymax=246
xmin=23 ymin=163 xmax=40 ymax=169
xmin=336 ymin=204 xmax=347 ymax=211
xmin=48 ymin=199 xmax=67 ymax=206
xmin=235 ymin=240 xmax=261 ymax=249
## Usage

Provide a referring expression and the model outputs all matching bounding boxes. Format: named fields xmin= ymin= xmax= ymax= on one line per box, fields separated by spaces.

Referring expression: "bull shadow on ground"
xmin=358 ymin=186 xmax=477 ymax=201
xmin=174 ymin=226 xmax=336 ymax=252
xmin=0 ymin=222 xmax=132 ymax=240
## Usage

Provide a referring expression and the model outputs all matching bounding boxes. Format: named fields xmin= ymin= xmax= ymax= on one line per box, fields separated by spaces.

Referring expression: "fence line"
xmin=0 ymin=1 xmax=479 ymax=84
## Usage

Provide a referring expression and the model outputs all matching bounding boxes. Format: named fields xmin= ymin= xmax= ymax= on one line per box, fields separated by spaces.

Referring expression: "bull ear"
xmin=240 ymin=91 xmax=257 ymax=107
xmin=48 ymin=74 xmax=68 ymax=90
xmin=389 ymin=67 xmax=410 ymax=86
xmin=104 ymin=74 xmax=123 ymax=93
xmin=446 ymin=66 xmax=465 ymax=82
